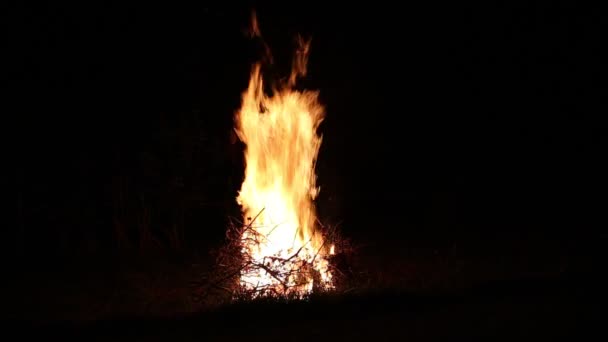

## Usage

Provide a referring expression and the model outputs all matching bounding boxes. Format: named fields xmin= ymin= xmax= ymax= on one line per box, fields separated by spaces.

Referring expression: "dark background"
xmin=5 ymin=1 xmax=606 ymax=279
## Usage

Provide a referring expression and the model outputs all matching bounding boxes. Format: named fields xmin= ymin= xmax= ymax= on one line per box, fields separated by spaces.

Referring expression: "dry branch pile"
xmin=191 ymin=213 xmax=357 ymax=306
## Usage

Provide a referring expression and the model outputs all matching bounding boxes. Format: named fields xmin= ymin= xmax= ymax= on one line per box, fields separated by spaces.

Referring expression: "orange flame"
xmin=234 ymin=14 xmax=333 ymax=297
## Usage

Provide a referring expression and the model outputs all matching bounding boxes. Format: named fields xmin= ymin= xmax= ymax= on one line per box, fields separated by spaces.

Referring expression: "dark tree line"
xmin=12 ymin=109 xmax=244 ymax=262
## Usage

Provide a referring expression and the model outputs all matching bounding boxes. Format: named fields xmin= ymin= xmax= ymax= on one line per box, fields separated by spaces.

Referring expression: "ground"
xmin=5 ymin=231 xmax=605 ymax=340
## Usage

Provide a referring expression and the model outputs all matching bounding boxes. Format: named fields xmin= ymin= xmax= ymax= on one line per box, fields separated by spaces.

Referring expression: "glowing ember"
xmin=234 ymin=13 xmax=334 ymax=298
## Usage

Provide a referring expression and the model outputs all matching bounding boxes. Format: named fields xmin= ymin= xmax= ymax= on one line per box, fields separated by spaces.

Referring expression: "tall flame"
xmin=234 ymin=14 xmax=333 ymax=297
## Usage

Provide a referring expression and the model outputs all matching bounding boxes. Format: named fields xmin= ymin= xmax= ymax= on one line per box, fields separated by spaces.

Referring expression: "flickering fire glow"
xmin=234 ymin=14 xmax=334 ymax=298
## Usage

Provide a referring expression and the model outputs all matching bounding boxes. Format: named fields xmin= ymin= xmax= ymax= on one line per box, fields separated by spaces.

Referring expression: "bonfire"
xmin=191 ymin=12 xmax=351 ymax=304
xmin=232 ymin=12 xmax=335 ymax=299
xmin=194 ymin=13 xmax=347 ymax=304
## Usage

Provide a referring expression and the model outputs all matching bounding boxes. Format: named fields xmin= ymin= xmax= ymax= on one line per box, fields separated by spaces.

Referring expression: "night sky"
xmin=6 ymin=2 xmax=607 ymax=263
